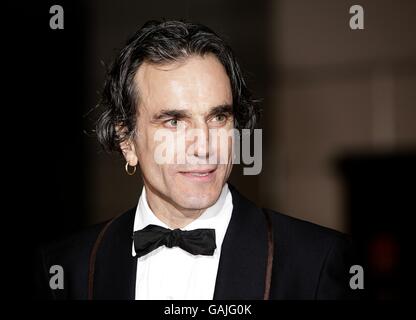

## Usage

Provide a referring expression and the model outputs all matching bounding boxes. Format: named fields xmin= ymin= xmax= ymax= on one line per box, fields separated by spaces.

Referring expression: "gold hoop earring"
xmin=125 ymin=162 xmax=136 ymax=176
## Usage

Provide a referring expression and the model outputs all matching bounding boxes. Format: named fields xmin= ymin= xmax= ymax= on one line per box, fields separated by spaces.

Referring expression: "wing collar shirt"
xmin=132 ymin=183 xmax=233 ymax=300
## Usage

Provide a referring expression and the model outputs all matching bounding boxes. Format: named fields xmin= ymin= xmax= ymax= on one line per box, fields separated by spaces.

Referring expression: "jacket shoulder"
xmin=42 ymin=206 xmax=137 ymax=261
xmin=264 ymin=208 xmax=350 ymax=244
xmin=34 ymin=207 xmax=136 ymax=299
xmin=263 ymin=209 xmax=355 ymax=299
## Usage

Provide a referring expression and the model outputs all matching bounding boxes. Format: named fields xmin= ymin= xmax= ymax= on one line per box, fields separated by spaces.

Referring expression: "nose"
xmin=187 ymin=122 xmax=210 ymax=160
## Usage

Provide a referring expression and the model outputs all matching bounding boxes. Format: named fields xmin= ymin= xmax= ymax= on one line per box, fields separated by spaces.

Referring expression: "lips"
xmin=178 ymin=167 xmax=217 ymax=181
xmin=186 ymin=172 xmax=210 ymax=177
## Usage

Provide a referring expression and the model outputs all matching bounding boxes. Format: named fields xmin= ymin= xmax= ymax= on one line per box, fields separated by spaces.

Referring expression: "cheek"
xmin=135 ymin=130 xmax=157 ymax=170
xmin=212 ymin=132 xmax=234 ymax=164
xmin=137 ymin=126 xmax=162 ymax=157
xmin=136 ymin=129 xmax=177 ymax=177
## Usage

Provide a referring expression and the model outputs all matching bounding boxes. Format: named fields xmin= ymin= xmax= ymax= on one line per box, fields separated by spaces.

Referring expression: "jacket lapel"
xmin=92 ymin=208 xmax=137 ymax=300
xmin=214 ymin=186 xmax=269 ymax=299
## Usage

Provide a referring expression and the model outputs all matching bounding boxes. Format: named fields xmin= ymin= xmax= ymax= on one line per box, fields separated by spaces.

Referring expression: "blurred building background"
xmin=8 ymin=0 xmax=415 ymax=299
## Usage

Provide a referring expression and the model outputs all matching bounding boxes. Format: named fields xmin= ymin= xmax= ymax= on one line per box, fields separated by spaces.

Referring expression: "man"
xmin=35 ymin=20 xmax=355 ymax=300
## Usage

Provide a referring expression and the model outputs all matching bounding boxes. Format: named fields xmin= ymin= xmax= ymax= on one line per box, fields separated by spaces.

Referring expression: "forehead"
xmin=134 ymin=54 xmax=233 ymax=114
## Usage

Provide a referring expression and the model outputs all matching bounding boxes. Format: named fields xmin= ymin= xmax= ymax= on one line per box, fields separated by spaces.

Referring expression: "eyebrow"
xmin=152 ymin=104 xmax=233 ymax=121
xmin=206 ymin=104 xmax=233 ymax=118
xmin=152 ymin=109 xmax=191 ymax=121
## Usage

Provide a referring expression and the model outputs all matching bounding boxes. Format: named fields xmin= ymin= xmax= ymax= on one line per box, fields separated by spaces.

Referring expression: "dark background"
xmin=4 ymin=0 xmax=415 ymax=299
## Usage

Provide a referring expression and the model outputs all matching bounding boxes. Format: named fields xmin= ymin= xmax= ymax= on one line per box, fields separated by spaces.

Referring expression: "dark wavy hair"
xmin=96 ymin=20 xmax=260 ymax=153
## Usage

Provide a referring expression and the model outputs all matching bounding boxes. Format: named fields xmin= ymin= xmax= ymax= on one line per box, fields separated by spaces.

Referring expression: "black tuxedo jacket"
xmin=34 ymin=186 xmax=356 ymax=300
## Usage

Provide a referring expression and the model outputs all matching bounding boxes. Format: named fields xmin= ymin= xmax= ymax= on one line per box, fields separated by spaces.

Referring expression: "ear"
xmin=120 ymin=138 xmax=138 ymax=166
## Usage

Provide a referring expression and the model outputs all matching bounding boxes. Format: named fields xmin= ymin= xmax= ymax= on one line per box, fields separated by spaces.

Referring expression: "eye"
xmin=213 ymin=114 xmax=227 ymax=122
xmin=164 ymin=118 xmax=180 ymax=128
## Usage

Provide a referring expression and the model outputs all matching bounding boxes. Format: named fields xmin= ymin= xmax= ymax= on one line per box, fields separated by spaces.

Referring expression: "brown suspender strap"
xmin=87 ymin=217 xmax=116 ymax=300
xmin=263 ymin=209 xmax=274 ymax=300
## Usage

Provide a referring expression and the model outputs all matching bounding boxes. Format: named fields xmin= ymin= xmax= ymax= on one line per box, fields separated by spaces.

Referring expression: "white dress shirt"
xmin=132 ymin=183 xmax=233 ymax=300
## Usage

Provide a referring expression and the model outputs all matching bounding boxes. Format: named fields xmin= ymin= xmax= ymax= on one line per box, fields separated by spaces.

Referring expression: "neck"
xmin=144 ymin=183 xmax=206 ymax=229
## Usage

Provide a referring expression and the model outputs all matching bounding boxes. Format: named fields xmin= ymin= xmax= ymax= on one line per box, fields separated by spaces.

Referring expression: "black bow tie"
xmin=133 ymin=224 xmax=217 ymax=258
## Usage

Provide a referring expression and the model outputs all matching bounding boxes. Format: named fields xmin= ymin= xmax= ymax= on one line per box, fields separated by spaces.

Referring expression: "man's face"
xmin=125 ymin=54 xmax=234 ymax=211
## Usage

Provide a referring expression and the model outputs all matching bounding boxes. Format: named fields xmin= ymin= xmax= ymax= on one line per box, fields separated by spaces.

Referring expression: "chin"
xmin=173 ymin=188 xmax=220 ymax=210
